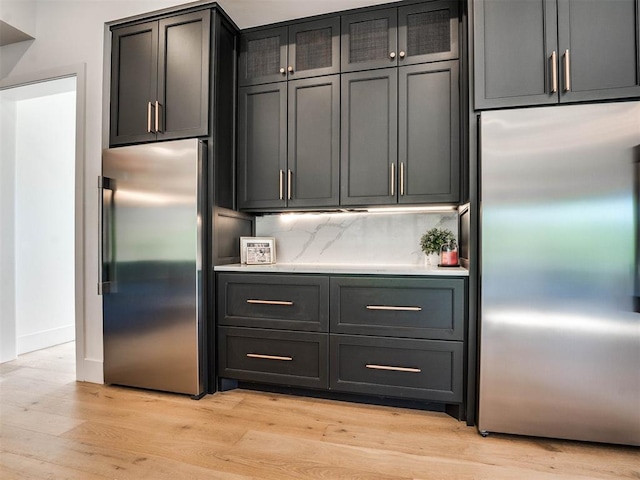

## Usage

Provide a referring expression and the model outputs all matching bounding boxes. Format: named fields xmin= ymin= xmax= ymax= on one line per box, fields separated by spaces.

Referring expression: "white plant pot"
xmin=424 ymin=253 xmax=439 ymax=267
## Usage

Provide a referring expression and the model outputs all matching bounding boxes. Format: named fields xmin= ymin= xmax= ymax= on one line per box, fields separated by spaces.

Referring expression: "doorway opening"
xmin=0 ymin=75 xmax=79 ymax=373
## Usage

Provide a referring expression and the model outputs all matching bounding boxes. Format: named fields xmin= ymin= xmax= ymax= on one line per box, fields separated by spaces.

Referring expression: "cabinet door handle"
xmin=389 ymin=51 xmax=396 ymax=59
xmin=287 ymin=65 xmax=294 ymax=73
xmin=400 ymin=162 xmax=405 ymax=196
xmin=147 ymin=102 xmax=153 ymax=133
xmin=366 ymin=305 xmax=422 ymax=312
xmin=247 ymin=299 xmax=294 ymax=306
xmin=156 ymin=100 xmax=162 ymax=132
xmin=287 ymin=169 xmax=292 ymax=200
xmin=399 ymin=51 xmax=406 ymax=59
xmin=279 ymin=170 xmax=284 ymax=200
xmin=366 ymin=364 xmax=421 ymax=373
xmin=563 ymin=49 xmax=571 ymax=92
xmin=247 ymin=353 xmax=293 ymax=361
xmin=390 ymin=163 xmax=395 ymax=196
xmin=550 ymin=51 xmax=558 ymax=94
xmin=279 ymin=67 xmax=286 ymax=74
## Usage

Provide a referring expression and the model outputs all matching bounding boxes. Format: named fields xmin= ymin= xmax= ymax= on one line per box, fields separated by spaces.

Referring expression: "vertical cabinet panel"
xmin=474 ymin=0 xmax=558 ymax=109
xmin=110 ymin=21 xmax=158 ymax=145
xmin=238 ymin=27 xmax=288 ymax=86
xmin=399 ymin=61 xmax=459 ymax=204
xmin=157 ymin=10 xmax=210 ymax=140
xmin=557 ymin=0 xmax=640 ymax=102
xmin=237 ymin=83 xmax=287 ymax=209
xmin=288 ymin=76 xmax=340 ymax=208
xmin=341 ymin=8 xmax=398 ymax=72
xmin=341 ymin=69 xmax=398 ymax=206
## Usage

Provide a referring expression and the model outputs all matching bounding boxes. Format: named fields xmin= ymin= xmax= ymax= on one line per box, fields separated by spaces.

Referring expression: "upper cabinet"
xmin=341 ymin=1 xmax=459 ymax=73
xmin=474 ymin=0 xmax=640 ymax=109
xmin=238 ymin=17 xmax=340 ymax=86
xmin=237 ymin=76 xmax=340 ymax=210
xmin=341 ymin=61 xmax=459 ymax=207
xmin=110 ymin=10 xmax=211 ymax=146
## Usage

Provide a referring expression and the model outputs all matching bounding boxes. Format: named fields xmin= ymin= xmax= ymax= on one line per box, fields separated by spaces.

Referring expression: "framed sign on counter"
xmin=240 ymin=237 xmax=276 ymax=265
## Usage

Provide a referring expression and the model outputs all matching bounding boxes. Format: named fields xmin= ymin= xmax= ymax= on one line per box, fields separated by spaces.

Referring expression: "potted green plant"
xmin=420 ymin=228 xmax=454 ymax=266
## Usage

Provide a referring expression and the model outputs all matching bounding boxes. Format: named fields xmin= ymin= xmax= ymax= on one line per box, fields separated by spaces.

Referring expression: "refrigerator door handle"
xmin=98 ymin=176 xmax=116 ymax=295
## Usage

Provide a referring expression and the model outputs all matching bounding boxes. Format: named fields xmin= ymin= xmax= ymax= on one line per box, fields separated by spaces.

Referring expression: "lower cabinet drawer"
xmin=329 ymin=335 xmax=463 ymax=403
xmin=219 ymin=327 xmax=328 ymax=389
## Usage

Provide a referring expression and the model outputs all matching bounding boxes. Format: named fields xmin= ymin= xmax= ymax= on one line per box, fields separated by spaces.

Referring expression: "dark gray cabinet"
xmin=329 ymin=335 xmax=463 ymax=402
xmin=217 ymin=273 xmax=329 ymax=331
xmin=330 ymin=276 xmax=465 ymax=340
xmin=341 ymin=68 xmax=397 ymax=206
xmin=341 ymin=61 xmax=459 ymax=206
xmin=219 ymin=327 xmax=329 ymax=389
xmin=216 ymin=272 xmax=467 ymax=408
xmin=110 ymin=10 xmax=211 ymax=146
xmin=557 ymin=0 xmax=640 ymax=103
xmin=238 ymin=75 xmax=340 ymax=210
xmin=239 ymin=17 xmax=340 ymax=86
xmin=341 ymin=1 xmax=459 ymax=73
xmin=237 ymin=82 xmax=287 ymax=209
xmin=474 ymin=0 xmax=640 ymax=109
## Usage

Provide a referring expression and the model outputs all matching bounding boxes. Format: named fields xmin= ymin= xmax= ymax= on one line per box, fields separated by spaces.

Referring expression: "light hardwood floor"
xmin=1 ymin=343 xmax=638 ymax=479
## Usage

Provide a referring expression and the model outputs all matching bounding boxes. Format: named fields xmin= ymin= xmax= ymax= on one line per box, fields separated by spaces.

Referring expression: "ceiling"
xmin=214 ymin=0 xmax=399 ymax=29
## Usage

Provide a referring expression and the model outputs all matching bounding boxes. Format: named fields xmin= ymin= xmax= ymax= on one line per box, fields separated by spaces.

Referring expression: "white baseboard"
xmin=17 ymin=325 xmax=75 ymax=355
xmin=78 ymin=357 xmax=104 ymax=384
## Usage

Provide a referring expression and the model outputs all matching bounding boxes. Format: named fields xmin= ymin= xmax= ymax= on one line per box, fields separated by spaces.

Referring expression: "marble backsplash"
xmin=255 ymin=211 xmax=458 ymax=266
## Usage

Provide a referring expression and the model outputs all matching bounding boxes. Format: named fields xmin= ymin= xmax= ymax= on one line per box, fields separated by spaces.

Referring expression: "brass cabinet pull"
xmin=563 ymin=49 xmax=571 ymax=92
xmin=366 ymin=364 xmax=421 ymax=373
xmin=400 ymin=162 xmax=405 ymax=196
xmin=155 ymin=100 xmax=161 ymax=132
xmin=147 ymin=102 xmax=153 ymax=133
xmin=366 ymin=305 xmax=422 ymax=312
xmin=247 ymin=299 xmax=294 ymax=306
xmin=390 ymin=163 xmax=395 ymax=196
xmin=287 ymin=169 xmax=292 ymax=200
xmin=247 ymin=353 xmax=293 ymax=361
xmin=551 ymin=51 xmax=558 ymax=94
xmin=279 ymin=170 xmax=284 ymax=200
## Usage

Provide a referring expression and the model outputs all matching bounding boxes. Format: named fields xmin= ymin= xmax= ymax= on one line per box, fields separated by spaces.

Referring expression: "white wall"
xmin=0 ymin=0 xmax=399 ymax=382
xmin=14 ymin=81 xmax=76 ymax=354
xmin=0 ymin=96 xmax=17 ymax=363
xmin=0 ymin=0 xmax=37 ymax=37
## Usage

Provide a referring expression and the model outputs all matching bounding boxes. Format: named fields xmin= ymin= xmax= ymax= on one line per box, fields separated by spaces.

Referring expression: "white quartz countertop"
xmin=214 ymin=263 xmax=468 ymax=276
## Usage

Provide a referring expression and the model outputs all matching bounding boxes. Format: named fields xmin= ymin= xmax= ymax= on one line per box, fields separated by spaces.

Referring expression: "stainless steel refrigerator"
xmin=101 ymin=139 xmax=206 ymax=397
xmin=479 ymin=102 xmax=640 ymax=446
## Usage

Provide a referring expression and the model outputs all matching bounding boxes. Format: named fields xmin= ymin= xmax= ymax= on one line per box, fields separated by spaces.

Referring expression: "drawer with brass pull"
xmin=217 ymin=274 xmax=329 ymax=331
xmin=219 ymin=326 xmax=328 ymax=389
xmin=329 ymin=334 xmax=463 ymax=402
xmin=330 ymin=277 xmax=465 ymax=340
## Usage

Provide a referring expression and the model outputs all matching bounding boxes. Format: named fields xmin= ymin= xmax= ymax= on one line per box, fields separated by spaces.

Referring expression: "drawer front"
xmin=330 ymin=276 xmax=465 ymax=340
xmin=218 ymin=274 xmax=329 ymax=331
xmin=219 ymin=327 xmax=328 ymax=389
xmin=329 ymin=334 xmax=463 ymax=402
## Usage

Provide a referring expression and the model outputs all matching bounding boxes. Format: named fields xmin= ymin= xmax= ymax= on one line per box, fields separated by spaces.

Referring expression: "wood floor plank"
xmin=0 ymin=451 xmax=111 ymax=480
xmin=1 ymin=424 xmax=250 ymax=480
xmin=1 ymin=343 xmax=638 ymax=480
xmin=0 ymin=403 xmax=86 ymax=436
